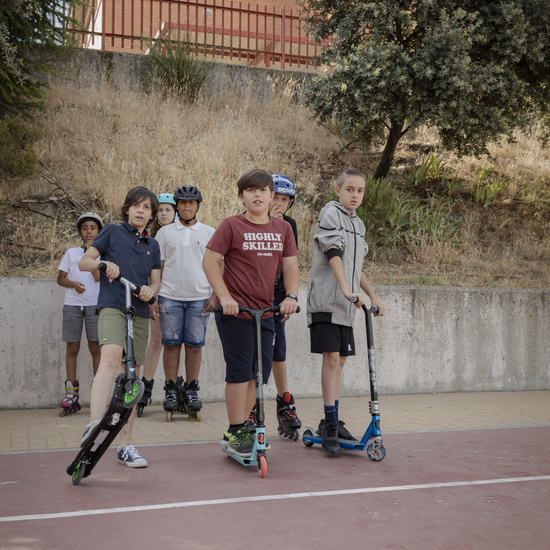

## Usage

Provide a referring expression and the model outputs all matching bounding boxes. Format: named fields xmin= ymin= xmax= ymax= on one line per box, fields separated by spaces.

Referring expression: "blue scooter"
xmin=213 ymin=304 xmax=299 ymax=477
xmin=302 ymin=305 xmax=386 ymax=461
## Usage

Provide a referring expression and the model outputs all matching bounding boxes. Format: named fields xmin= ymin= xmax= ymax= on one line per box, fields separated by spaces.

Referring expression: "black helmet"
xmin=174 ymin=185 xmax=203 ymax=203
xmin=77 ymin=211 xmax=103 ymax=232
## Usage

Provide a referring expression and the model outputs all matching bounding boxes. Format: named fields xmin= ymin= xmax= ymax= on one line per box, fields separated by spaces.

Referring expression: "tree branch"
xmin=38 ymin=159 xmax=86 ymax=211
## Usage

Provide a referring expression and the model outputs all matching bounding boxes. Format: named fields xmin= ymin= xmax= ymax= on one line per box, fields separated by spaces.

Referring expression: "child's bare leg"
xmin=184 ymin=344 xmax=202 ymax=381
xmin=142 ymin=318 xmax=162 ymax=380
xmin=89 ymin=344 xmax=123 ymax=421
xmin=88 ymin=341 xmax=100 ymax=376
xmin=163 ymin=344 xmax=181 ymax=381
xmin=272 ymin=360 xmax=288 ymax=396
xmin=226 ymin=381 xmax=253 ymax=425
xmin=65 ymin=341 xmax=80 ymax=382
xmin=321 ymin=351 xmax=346 ymax=405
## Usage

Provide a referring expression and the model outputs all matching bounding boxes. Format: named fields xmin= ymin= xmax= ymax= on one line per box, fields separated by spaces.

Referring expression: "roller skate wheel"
xmin=136 ymin=405 xmax=144 ymax=418
xmin=166 ymin=411 xmax=173 ymax=422
xmin=291 ymin=429 xmax=299 ymax=442
xmin=59 ymin=409 xmax=65 ymax=417
xmin=190 ymin=411 xmax=201 ymax=422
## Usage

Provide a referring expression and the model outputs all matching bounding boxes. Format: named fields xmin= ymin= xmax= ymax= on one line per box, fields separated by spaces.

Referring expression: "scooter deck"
xmin=302 ymin=416 xmax=383 ymax=453
xmin=66 ymin=375 xmax=132 ymax=483
xmin=221 ymin=427 xmax=268 ymax=466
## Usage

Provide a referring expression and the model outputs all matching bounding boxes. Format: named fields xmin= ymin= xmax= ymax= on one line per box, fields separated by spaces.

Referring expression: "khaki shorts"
xmin=98 ymin=308 xmax=149 ymax=365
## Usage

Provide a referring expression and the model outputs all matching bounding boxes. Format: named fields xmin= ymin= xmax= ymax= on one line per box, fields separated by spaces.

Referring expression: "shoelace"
xmin=122 ymin=445 xmax=141 ymax=460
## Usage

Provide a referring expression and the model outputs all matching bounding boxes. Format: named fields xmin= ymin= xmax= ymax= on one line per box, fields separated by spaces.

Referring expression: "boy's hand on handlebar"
xmin=101 ymin=261 xmax=120 ymax=282
xmin=279 ymin=297 xmax=298 ymax=321
xmin=371 ymin=298 xmax=385 ymax=317
xmin=219 ymin=296 xmax=239 ymax=317
xmin=138 ymin=285 xmax=155 ymax=304
xmin=345 ymin=292 xmax=366 ymax=308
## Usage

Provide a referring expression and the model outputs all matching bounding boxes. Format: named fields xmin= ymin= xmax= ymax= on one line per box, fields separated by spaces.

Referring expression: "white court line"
xmin=1 ymin=475 xmax=549 ymax=523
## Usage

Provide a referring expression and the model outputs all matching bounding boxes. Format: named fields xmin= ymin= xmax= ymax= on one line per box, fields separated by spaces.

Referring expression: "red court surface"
xmin=1 ymin=425 xmax=549 ymax=550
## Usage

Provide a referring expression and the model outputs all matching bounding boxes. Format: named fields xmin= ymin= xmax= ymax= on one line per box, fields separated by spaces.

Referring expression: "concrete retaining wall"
xmin=1 ymin=278 xmax=548 ymax=409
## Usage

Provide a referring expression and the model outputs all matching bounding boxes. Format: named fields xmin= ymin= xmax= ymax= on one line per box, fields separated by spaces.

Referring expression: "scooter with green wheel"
xmin=213 ymin=304 xmax=300 ymax=478
xmin=302 ymin=305 xmax=385 ymax=461
xmin=66 ymin=262 xmax=153 ymax=484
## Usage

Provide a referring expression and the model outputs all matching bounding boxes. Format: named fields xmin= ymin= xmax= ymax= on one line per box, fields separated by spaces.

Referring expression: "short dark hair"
xmin=121 ymin=186 xmax=159 ymax=226
xmin=237 ymin=168 xmax=274 ymax=195
xmin=336 ymin=167 xmax=365 ymax=188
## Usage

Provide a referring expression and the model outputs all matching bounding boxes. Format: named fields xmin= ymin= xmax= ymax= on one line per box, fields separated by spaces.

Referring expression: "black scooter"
xmin=66 ymin=262 xmax=153 ymax=484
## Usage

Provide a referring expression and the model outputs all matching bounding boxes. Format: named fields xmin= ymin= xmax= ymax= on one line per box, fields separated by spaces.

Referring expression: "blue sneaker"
xmin=80 ymin=419 xmax=100 ymax=447
xmin=117 ymin=445 xmax=148 ymax=468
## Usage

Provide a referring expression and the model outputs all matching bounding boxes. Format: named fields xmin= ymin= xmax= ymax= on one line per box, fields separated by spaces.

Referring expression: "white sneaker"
xmin=117 ymin=445 xmax=148 ymax=468
xmin=80 ymin=419 xmax=100 ymax=447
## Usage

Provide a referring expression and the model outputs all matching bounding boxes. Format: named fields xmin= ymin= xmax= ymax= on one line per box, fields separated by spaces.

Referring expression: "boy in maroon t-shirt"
xmin=203 ymin=168 xmax=299 ymax=458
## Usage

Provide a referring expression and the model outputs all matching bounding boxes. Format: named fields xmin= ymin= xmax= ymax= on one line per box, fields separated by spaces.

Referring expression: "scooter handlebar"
xmin=98 ymin=262 xmax=156 ymax=304
xmin=362 ymin=305 xmax=379 ymax=315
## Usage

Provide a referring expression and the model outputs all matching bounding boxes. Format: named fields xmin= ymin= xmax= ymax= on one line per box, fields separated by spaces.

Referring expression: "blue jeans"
xmin=158 ymin=296 xmax=209 ymax=347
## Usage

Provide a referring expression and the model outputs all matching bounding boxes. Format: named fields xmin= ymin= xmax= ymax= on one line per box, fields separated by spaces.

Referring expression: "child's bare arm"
xmin=360 ymin=272 xmax=385 ymax=316
xmin=279 ymin=256 xmax=299 ymax=318
xmin=79 ymin=246 xmax=119 ymax=282
xmin=202 ymin=249 xmax=238 ymax=316
xmin=57 ymin=270 xmax=86 ymax=294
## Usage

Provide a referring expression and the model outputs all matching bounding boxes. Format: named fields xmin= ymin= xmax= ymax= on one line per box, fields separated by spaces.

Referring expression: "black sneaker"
xmin=317 ymin=419 xmax=358 ymax=442
xmin=321 ymin=422 xmax=341 ymax=455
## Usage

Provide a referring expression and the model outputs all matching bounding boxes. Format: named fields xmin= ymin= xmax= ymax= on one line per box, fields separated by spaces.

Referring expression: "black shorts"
xmin=215 ymin=313 xmax=275 ymax=383
xmin=310 ymin=322 xmax=355 ymax=356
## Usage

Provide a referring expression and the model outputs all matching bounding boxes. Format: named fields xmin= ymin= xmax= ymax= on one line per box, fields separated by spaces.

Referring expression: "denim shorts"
xmin=215 ymin=313 xmax=275 ymax=384
xmin=62 ymin=305 xmax=99 ymax=343
xmin=158 ymin=295 xmax=209 ymax=347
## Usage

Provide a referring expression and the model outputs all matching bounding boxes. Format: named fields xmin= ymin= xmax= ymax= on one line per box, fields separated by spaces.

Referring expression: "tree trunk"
xmin=373 ymin=119 xmax=405 ymax=180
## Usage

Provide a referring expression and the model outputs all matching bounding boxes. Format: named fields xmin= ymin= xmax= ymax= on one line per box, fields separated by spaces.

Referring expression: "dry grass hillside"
xmin=1 ymin=76 xmax=549 ymax=288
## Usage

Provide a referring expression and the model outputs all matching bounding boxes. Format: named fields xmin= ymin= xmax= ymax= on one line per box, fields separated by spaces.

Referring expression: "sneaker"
xmin=221 ymin=430 xmax=230 ymax=448
xmin=80 ymin=419 xmax=100 ymax=447
xmin=224 ymin=426 xmax=254 ymax=457
xmin=117 ymin=445 xmax=148 ymax=468
xmin=321 ymin=422 xmax=341 ymax=455
xmin=317 ymin=419 xmax=358 ymax=442
xmin=247 ymin=408 xmax=257 ymax=431
xmin=336 ymin=420 xmax=358 ymax=442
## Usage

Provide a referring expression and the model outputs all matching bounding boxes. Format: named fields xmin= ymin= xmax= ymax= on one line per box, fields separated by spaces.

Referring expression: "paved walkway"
xmin=1 ymin=391 xmax=549 ymax=453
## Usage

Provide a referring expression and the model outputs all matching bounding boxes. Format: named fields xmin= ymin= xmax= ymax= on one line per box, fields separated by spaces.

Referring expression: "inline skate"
xmin=163 ymin=379 xmax=178 ymax=421
xmin=176 ymin=377 xmax=202 ymax=421
xmin=136 ymin=377 xmax=154 ymax=417
xmin=59 ymin=380 xmax=81 ymax=416
xmin=276 ymin=392 xmax=301 ymax=441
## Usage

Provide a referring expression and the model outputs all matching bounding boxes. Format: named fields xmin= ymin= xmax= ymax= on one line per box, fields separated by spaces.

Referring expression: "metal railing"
xmin=68 ymin=0 xmax=325 ymax=70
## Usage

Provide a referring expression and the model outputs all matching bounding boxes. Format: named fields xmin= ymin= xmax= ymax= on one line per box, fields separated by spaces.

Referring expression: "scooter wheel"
xmin=258 ymin=454 xmax=267 ymax=478
xmin=72 ymin=462 xmax=86 ymax=485
xmin=367 ymin=442 xmax=386 ymax=462
xmin=124 ymin=380 xmax=145 ymax=409
xmin=302 ymin=429 xmax=315 ymax=447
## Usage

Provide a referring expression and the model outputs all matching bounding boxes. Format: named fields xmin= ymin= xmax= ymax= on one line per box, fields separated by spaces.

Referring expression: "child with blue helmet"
xmin=137 ymin=193 xmax=177 ymax=416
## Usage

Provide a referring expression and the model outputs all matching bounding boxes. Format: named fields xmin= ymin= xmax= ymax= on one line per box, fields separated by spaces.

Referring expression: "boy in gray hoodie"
xmin=307 ymin=167 xmax=385 ymax=455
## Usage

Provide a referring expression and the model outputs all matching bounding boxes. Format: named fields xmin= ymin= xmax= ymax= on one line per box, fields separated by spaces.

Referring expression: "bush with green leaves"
xmin=0 ymin=114 xmax=42 ymax=181
xmin=145 ymin=39 xmax=213 ymax=103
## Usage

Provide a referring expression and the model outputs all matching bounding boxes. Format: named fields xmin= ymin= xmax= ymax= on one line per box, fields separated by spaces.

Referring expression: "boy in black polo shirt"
xmin=79 ymin=186 xmax=161 ymax=467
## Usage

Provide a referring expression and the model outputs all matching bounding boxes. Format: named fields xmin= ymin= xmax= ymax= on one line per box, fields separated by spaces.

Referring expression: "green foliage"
xmin=298 ymin=0 xmax=550 ymax=179
xmin=355 ymin=176 xmax=460 ymax=256
xmin=473 ymin=165 xmax=509 ymax=208
xmin=145 ymin=39 xmax=213 ymax=103
xmin=0 ymin=114 xmax=42 ymax=181
xmin=0 ymin=0 xmax=79 ymax=117
xmin=402 ymin=152 xmax=446 ymax=187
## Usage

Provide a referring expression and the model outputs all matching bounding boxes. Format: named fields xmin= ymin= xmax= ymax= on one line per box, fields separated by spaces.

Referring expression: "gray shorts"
xmin=62 ymin=305 xmax=99 ymax=343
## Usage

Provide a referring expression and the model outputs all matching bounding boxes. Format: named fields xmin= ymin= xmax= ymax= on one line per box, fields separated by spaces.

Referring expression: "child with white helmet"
xmin=56 ymin=212 xmax=103 ymax=416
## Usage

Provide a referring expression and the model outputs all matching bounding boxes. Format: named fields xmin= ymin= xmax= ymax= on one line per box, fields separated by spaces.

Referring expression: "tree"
xmin=0 ymin=0 xmax=77 ymax=117
xmin=298 ymin=1 xmax=550 ymax=179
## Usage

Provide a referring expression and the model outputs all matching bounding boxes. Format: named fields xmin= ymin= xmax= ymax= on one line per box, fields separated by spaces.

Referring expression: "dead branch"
xmin=38 ymin=159 xmax=86 ymax=211
xmin=11 ymin=203 xmax=58 ymax=220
